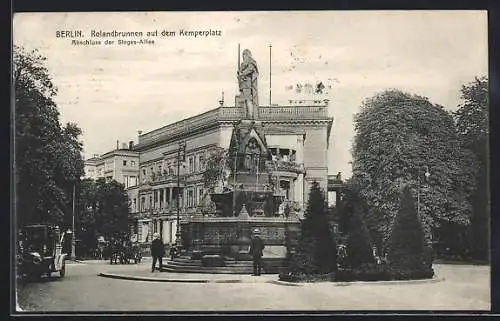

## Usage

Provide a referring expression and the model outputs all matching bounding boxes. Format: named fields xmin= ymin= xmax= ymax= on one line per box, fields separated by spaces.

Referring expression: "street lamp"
xmin=233 ymin=141 xmax=239 ymax=217
xmin=417 ymin=166 xmax=431 ymax=220
xmin=71 ymin=182 xmax=76 ymax=260
xmin=65 ymin=229 xmax=73 ymax=258
xmin=176 ymin=141 xmax=186 ymax=248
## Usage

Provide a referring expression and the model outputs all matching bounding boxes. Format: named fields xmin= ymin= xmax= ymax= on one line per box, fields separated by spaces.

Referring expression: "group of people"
xmin=149 ymin=228 xmax=266 ymax=276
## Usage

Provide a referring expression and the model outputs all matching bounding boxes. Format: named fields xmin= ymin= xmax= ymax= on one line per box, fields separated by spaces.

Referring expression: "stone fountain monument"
xmin=177 ymin=48 xmax=300 ymax=272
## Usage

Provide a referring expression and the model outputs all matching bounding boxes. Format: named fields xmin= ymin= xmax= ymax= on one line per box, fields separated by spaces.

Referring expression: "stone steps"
xmin=161 ymin=256 xmax=288 ymax=274
xmin=161 ymin=266 xmax=256 ymax=274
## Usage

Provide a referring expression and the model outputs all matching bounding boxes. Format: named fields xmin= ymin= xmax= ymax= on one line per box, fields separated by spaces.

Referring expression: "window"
xmin=198 ymin=186 xmax=204 ymax=204
xmin=123 ymin=160 xmax=127 ymax=166
xmin=141 ymin=197 xmax=145 ymax=211
xmin=159 ymin=189 xmax=164 ymax=207
xmin=133 ymin=198 xmax=137 ymax=211
xmin=189 ymin=157 xmax=194 ymax=173
xmin=188 ymin=189 xmax=194 ymax=208
xmin=154 ymin=190 xmax=158 ymax=208
xmin=131 ymin=161 xmax=136 ymax=166
xmin=142 ymin=169 xmax=146 ymax=182
xmin=198 ymin=155 xmax=205 ymax=171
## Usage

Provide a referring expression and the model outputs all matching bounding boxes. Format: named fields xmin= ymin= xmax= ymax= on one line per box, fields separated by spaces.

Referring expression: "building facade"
xmin=83 ymin=141 xmax=140 ymax=189
xmin=129 ymin=102 xmax=333 ymax=246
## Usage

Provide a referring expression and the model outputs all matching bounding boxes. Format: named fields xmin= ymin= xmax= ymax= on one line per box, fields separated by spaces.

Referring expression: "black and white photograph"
xmin=12 ymin=10 xmax=490 ymax=312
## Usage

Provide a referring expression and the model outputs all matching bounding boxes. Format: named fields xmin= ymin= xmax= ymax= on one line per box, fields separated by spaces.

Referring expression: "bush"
xmin=388 ymin=185 xmax=428 ymax=271
xmin=290 ymin=181 xmax=337 ymax=274
xmin=278 ymin=271 xmax=335 ymax=283
xmin=346 ymin=210 xmax=375 ymax=269
xmin=389 ymin=267 xmax=434 ymax=280
xmin=335 ymin=268 xmax=392 ymax=282
xmin=334 ymin=264 xmax=434 ymax=282
xmin=279 ymin=262 xmax=434 ymax=283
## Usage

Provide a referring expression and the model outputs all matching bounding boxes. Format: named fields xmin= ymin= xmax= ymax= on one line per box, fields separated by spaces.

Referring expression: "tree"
xmin=202 ymin=148 xmax=231 ymax=192
xmin=292 ymin=181 xmax=337 ymax=274
xmin=341 ymin=187 xmax=375 ymax=269
xmin=387 ymin=185 xmax=427 ymax=272
xmin=76 ymin=178 xmax=100 ymax=253
xmin=453 ymin=76 xmax=489 ymax=261
xmin=77 ymin=178 xmax=130 ymax=250
xmin=14 ymin=45 xmax=84 ymax=228
xmin=94 ymin=178 xmax=130 ymax=238
xmin=351 ymin=89 xmax=477 ymax=250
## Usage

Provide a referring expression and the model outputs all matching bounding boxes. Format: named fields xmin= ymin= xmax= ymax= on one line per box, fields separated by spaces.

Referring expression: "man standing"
xmin=249 ymin=228 xmax=265 ymax=276
xmin=150 ymin=233 xmax=165 ymax=272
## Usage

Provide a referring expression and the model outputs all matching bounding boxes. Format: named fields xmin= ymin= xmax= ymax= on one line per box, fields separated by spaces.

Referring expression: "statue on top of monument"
xmin=238 ymin=49 xmax=259 ymax=118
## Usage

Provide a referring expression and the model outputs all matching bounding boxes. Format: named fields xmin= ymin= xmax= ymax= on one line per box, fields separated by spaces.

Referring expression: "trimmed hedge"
xmin=278 ymin=265 xmax=434 ymax=283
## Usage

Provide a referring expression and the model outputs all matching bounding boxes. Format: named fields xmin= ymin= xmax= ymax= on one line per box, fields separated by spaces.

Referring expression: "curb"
xmin=98 ymin=272 xmax=444 ymax=286
xmin=98 ymin=272 xmax=243 ymax=283
xmin=269 ymin=280 xmax=303 ymax=286
xmin=270 ymin=276 xmax=445 ymax=287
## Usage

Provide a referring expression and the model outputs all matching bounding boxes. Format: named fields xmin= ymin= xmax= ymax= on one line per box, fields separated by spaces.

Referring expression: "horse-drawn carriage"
xmin=109 ymin=239 xmax=142 ymax=264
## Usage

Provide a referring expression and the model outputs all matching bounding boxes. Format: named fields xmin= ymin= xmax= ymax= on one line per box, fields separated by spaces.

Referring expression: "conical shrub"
xmin=388 ymin=185 xmax=427 ymax=271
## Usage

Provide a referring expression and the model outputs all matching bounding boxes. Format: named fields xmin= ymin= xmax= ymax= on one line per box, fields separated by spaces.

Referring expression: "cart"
xmin=18 ymin=224 xmax=69 ymax=279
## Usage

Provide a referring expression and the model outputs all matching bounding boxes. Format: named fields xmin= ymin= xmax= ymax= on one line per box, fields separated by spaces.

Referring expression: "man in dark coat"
xmin=249 ymin=228 xmax=265 ymax=276
xmin=150 ymin=233 xmax=165 ymax=272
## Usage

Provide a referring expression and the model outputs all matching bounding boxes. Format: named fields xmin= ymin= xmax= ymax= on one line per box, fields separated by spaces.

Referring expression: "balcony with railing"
xmin=265 ymin=160 xmax=305 ymax=174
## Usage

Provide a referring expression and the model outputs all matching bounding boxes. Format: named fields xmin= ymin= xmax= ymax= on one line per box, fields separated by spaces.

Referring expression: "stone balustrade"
xmin=137 ymin=105 xmax=331 ymax=148
xmin=258 ymin=105 xmax=329 ymax=120
xmin=265 ymin=160 xmax=304 ymax=173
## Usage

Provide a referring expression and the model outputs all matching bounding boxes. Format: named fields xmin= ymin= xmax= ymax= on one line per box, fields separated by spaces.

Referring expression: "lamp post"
xmin=417 ymin=166 xmax=431 ymax=220
xmin=233 ymin=141 xmax=238 ymax=216
xmin=176 ymin=141 xmax=186 ymax=247
xmin=66 ymin=229 xmax=73 ymax=257
xmin=71 ymin=183 xmax=76 ymax=260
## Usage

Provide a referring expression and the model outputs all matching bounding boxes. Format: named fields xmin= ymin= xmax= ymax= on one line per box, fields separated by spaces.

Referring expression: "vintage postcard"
xmin=12 ymin=11 xmax=489 ymax=313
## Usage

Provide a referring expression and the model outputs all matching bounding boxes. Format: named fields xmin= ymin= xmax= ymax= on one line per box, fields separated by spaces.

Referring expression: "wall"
xmin=302 ymin=124 xmax=329 ymax=205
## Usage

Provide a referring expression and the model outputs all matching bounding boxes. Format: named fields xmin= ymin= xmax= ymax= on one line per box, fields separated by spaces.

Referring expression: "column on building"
xmin=171 ymin=220 xmax=178 ymax=244
xmin=139 ymin=220 xmax=150 ymax=243
xmin=295 ymin=135 xmax=305 ymax=209
xmin=169 ymin=187 xmax=173 ymax=210
xmin=163 ymin=219 xmax=170 ymax=244
xmin=163 ymin=187 xmax=169 ymax=209
xmin=149 ymin=220 xmax=154 ymax=240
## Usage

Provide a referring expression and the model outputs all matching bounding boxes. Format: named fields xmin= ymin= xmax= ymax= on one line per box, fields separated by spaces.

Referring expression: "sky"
xmin=13 ymin=11 xmax=488 ymax=178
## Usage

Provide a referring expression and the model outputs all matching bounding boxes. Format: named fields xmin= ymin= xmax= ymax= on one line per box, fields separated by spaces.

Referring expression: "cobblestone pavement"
xmin=15 ymin=262 xmax=490 ymax=312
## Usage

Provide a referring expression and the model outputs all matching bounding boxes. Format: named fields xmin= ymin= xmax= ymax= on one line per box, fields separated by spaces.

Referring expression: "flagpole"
xmin=269 ymin=44 xmax=272 ymax=106
xmin=237 ymin=44 xmax=241 ymax=78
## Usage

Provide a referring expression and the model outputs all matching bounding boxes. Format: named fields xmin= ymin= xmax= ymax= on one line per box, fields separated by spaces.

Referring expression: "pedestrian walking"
xmin=150 ymin=233 xmax=165 ymax=272
xmin=249 ymin=228 xmax=265 ymax=276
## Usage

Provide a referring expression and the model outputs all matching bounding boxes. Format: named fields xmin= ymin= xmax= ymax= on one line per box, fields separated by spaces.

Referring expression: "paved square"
xmin=16 ymin=262 xmax=490 ymax=311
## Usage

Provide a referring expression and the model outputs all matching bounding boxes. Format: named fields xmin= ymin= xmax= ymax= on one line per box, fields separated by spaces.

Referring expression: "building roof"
xmin=136 ymin=104 xmax=333 ymax=151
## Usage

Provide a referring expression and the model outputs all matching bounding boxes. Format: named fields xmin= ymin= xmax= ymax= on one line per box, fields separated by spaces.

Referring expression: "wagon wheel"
xmin=59 ymin=261 xmax=66 ymax=278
